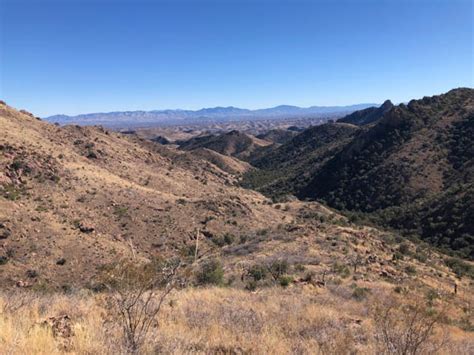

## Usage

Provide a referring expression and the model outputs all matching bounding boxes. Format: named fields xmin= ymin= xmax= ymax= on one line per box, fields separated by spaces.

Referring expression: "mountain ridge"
xmin=242 ymin=88 xmax=474 ymax=258
xmin=44 ymin=103 xmax=378 ymax=128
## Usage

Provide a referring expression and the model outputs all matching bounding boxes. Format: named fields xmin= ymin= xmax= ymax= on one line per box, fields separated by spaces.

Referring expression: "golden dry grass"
xmin=1 ymin=284 xmax=472 ymax=354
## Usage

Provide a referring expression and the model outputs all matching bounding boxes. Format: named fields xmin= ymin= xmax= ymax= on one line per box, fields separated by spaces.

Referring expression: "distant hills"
xmin=45 ymin=103 xmax=377 ymax=128
xmin=179 ymin=130 xmax=272 ymax=160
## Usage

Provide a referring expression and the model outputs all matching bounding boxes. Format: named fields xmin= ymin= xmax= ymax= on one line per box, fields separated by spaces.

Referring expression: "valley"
xmin=1 ymin=89 xmax=473 ymax=353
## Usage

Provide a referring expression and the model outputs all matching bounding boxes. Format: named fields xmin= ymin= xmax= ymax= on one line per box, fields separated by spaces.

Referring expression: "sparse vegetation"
xmin=196 ymin=259 xmax=224 ymax=286
xmin=0 ymin=90 xmax=473 ymax=353
xmin=101 ymin=258 xmax=182 ymax=352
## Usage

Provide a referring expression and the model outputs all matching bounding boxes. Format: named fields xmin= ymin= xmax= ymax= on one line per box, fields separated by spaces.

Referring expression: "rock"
xmin=16 ymin=280 xmax=31 ymax=288
xmin=42 ymin=315 xmax=74 ymax=347
xmin=56 ymin=258 xmax=66 ymax=265
xmin=0 ymin=228 xmax=11 ymax=240
xmin=78 ymin=223 xmax=94 ymax=233
xmin=43 ymin=315 xmax=74 ymax=338
xmin=367 ymin=255 xmax=377 ymax=263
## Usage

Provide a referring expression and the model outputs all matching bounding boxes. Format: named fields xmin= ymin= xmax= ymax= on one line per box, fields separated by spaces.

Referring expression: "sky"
xmin=0 ymin=0 xmax=472 ymax=117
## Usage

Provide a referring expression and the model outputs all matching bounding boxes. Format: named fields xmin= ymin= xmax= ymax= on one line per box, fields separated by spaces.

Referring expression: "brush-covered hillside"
xmin=256 ymin=128 xmax=298 ymax=144
xmin=242 ymin=122 xmax=360 ymax=198
xmin=243 ymin=88 xmax=474 ymax=258
xmin=337 ymin=100 xmax=393 ymax=126
xmin=1 ymin=100 xmax=473 ymax=354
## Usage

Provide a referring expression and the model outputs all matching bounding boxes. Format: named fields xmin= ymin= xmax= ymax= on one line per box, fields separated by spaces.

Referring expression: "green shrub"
xmin=113 ymin=206 xmax=129 ymax=218
xmin=245 ymin=280 xmax=257 ymax=291
xmin=248 ymin=264 xmax=267 ymax=281
xmin=223 ymin=233 xmax=235 ymax=245
xmin=294 ymin=263 xmax=306 ymax=272
xmin=196 ymin=259 xmax=224 ymax=286
xmin=333 ymin=262 xmax=350 ymax=278
xmin=405 ymin=265 xmax=417 ymax=275
xmin=445 ymin=257 xmax=474 ymax=278
xmin=269 ymin=259 xmax=289 ymax=280
xmin=352 ymin=286 xmax=371 ymax=301
xmin=1 ymin=184 xmax=23 ymax=201
xmin=398 ymin=243 xmax=411 ymax=255
xmin=279 ymin=275 xmax=293 ymax=287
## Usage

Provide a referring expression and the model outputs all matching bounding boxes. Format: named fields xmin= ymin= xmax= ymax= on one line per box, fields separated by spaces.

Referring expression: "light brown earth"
xmin=0 ymin=102 xmax=473 ymax=353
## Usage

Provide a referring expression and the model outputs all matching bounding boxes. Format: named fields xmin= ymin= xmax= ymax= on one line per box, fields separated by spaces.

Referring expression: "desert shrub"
xmin=373 ymin=298 xmax=447 ymax=354
xmin=223 ymin=233 xmax=235 ymax=245
xmin=1 ymin=184 xmax=24 ymax=201
xmin=392 ymin=251 xmax=404 ymax=261
xmin=102 ymin=258 xmax=182 ymax=353
xmin=425 ymin=289 xmax=439 ymax=307
xmin=352 ymin=286 xmax=371 ymax=301
xmin=245 ymin=280 xmax=257 ymax=291
xmin=196 ymin=259 xmax=224 ymax=286
xmin=332 ymin=262 xmax=350 ymax=278
xmin=394 ymin=286 xmax=404 ymax=294
xmin=248 ymin=264 xmax=267 ymax=281
xmin=445 ymin=257 xmax=474 ymax=278
xmin=10 ymin=159 xmax=31 ymax=173
xmin=414 ymin=251 xmax=428 ymax=263
xmin=211 ymin=233 xmax=234 ymax=247
xmin=405 ymin=265 xmax=417 ymax=275
xmin=294 ymin=263 xmax=306 ymax=272
xmin=398 ymin=242 xmax=411 ymax=255
xmin=278 ymin=275 xmax=293 ymax=287
xmin=268 ymin=259 xmax=289 ymax=280
xmin=0 ymin=256 xmax=8 ymax=265
xmin=302 ymin=271 xmax=315 ymax=282
xmin=26 ymin=269 xmax=38 ymax=278
xmin=113 ymin=206 xmax=129 ymax=218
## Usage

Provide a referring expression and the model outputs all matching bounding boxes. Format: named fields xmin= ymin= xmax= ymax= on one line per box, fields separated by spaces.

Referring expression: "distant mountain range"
xmin=44 ymin=103 xmax=377 ymax=128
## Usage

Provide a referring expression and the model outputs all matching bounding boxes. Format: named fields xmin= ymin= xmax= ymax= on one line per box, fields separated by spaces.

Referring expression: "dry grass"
xmin=1 ymin=285 xmax=472 ymax=354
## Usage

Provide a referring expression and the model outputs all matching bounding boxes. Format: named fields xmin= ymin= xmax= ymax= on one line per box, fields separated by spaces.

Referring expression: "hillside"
xmin=0 ymin=103 xmax=283 ymax=287
xmin=187 ymin=148 xmax=252 ymax=175
xmin=337 ymin=100 xmax=394 ymax=126
xmin=178 ymin=130 xmax=272 ymax=160
xmin=256 ymin=128 xmax=297 ymax=144
xmin=242 ymin=123 xmax=360 ymax=198
xmin=1 ymin=100 xmax=473 ymax=354
xmin=243 ymin=88 xmax=474 ymax=258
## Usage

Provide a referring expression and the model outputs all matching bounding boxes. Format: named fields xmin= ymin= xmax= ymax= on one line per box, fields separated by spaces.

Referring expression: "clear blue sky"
xmin=0 ymin=0 xmax=472 ymax=117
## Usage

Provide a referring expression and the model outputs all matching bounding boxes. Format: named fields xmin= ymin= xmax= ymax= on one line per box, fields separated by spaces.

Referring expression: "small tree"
xmin=103 ymin=258 xmax=182 ymax=353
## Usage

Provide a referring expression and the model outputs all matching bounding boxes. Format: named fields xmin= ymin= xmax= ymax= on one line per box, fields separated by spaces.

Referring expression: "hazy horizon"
xmin=1 ymin=0 xmax=472 ymax=116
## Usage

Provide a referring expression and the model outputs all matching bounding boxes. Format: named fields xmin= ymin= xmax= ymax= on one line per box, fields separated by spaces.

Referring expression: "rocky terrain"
xmin=0 ymin=98 xmax=473 ymax=353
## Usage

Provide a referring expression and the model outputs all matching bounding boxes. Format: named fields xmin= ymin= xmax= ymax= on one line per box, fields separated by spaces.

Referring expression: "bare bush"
xmin=0 ymin=290 xmax=36 ymax=315
xmin=102 ymin=258 xmax=183 ymax=353
xmin=373 ymin=297 xmax=448 ymax=354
